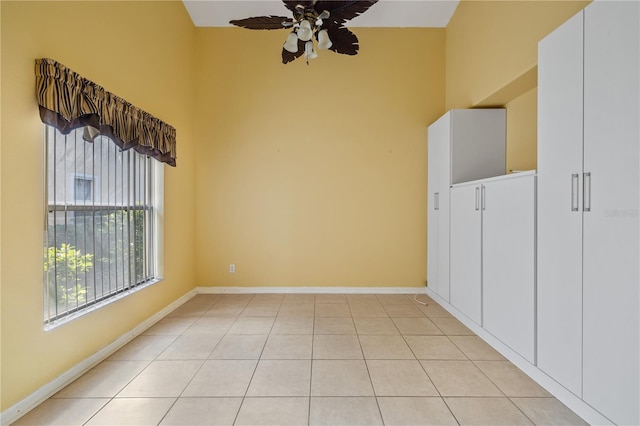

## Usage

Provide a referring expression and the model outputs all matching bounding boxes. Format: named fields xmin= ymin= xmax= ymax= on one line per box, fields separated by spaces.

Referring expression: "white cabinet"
xmin=582 ymin=3 xmax=639 ymax=424
xmin=482 ymin=174 xmax=536 ymax=364
xmin=427 ymin=117 xmax=451 ymax=301
xmin=450 ymin=173 xmax=536 ymax=363
xmin=538 ymin=2 xmax=639 ymax=424
xmin=537 ymin=9 xmax=584 ymax=397
xmin=450 ymin=183 xmax=482 ymax=324
xmin=427 ymin=109 xmax=506 ymax=302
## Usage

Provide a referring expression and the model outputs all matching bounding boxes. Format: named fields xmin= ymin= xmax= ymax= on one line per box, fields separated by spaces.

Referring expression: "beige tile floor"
xmin=13 ymin=293 xmax=589 ymax=426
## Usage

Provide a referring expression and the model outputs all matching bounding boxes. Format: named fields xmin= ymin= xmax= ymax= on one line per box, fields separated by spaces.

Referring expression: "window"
xmin=36 ymin=58 xmax=174 ymax=326
xmin=73 ymin=174 xmax=94 ymax=202
xmin=43 ymin=125 xmax=161 ymax=325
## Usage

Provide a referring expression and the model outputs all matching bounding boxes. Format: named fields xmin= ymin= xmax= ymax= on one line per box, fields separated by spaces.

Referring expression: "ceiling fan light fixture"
xmin=297 ymin=19 xmax=313 ymax=42
xmin=304 ymin=40 xmax=318 ymax=60
xmin=317 ymin=29 xmax=332 ymax=50
xmin=229 ymin=1 xmax=379 ymax=64
xmin=283 ymin=32 xmax=299 ymax=53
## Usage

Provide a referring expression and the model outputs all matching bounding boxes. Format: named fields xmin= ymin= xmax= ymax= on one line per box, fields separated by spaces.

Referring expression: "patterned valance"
xmin=35 ymin=58 xmax=176 ymax=166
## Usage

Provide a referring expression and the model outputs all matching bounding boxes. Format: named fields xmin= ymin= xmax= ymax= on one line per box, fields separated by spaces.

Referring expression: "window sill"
xmin=44 ymin=277 xmax=164 ymax=331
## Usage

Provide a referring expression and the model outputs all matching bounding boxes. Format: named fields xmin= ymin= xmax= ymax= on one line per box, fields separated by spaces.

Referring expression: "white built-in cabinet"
xmin=537 ymin=2 xmax=639 ymax=424
xmin=481 ymin=174 xmax=536 ymax=363
xmin=450 ymin=183 xmax=483 ymax=323
xmin=427 ymin=109 xmax=506 ymax=302
xmin=427 ymin=118 xmax=451 ymax=302
xmin=537 ymin=9 xmax=584 ymax=397
xmin=450 ymin=173 xmax=536 ymax=363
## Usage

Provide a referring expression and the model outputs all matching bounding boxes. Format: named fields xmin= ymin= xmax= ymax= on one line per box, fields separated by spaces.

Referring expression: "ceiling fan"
xmin=229 ymin=1 xmax=379 ymax=64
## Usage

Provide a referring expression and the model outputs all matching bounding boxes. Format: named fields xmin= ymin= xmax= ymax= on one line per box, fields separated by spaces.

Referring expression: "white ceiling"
xmin=182 ymin=0 xmax=460 ymax=28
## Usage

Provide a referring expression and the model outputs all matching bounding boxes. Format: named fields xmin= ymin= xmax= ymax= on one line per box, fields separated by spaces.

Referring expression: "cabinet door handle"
xmin=481 ymin=185 xmax=486 ymax=210
xmin=475 ymin=187 xmax=480 ymax=211
xmin=571 ymin=173 xmax=579 ymax=212
xmin=434 ymin=192 xmax=439 ymax=211
xmin=583 ymin=172 xmax=591 ymax=212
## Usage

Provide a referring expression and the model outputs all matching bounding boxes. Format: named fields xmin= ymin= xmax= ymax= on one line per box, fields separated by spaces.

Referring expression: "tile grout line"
xmin=393 ymin=310 xmax=450 ymax=402
xmin=233 ymin=293 xmax=264 ymax=425
xmin=380 ymin=294 xmax=467 ymax=426
xmin=80 ymin=399 xmax=110 ymax=426
xmin=81 ymin=297 xmax=217 ymax=425
xmin=308 ymin=295 xmax=316 ymax=426
xmin=151 ymin=296 xmax=220 ymax=425
xmin=80 ymin=299 xmax=205 ymax=425
xmin=193 ymin=294 xmax=250 ymax=425
xmin=505 ymin=397 xmax=538 ymax=426
xmin=464 ymin=358 xmax=541 ymax=424
xmin=123 ymin=301 xmax=215 ymax=423
xmin=441 ymin=396 xmax=463 ymax=426
xmin=232 ymin=294 xmax=284 ymax=425
xmin=156 ymin=295 xmax=228 ymax=425
xmin=352 ymin=310 xmax=385 ymax=426
xmin=384 ymin=299 xmax=461 ymax=424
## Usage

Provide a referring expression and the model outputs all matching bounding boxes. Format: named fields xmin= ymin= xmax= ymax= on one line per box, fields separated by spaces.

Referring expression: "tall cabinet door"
xmin=582 ymin=3 xmax=639 ymax=424
xmin=436 ymin=160 xmax=451 ymax=303
xmin=427 ymin=114 xmax=451 ymax=301
xmin=450 ymin=184 xmax=482 ymax=324
xmin=427 ymin=133 xmax=440 ymax=297
xmin=483 ymin=175 xmax=536 ymax=363
xmin=537 ymin=11 xmax=584 ymax=396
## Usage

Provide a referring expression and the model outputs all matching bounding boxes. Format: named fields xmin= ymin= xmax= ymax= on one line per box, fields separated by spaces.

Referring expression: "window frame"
xmin=43 ymin=125 xmax=164 ymax=329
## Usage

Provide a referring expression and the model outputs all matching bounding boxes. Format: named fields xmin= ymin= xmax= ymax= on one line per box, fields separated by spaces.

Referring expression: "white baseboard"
xmin=1 ymin=289 xmax=196 ymax=426
xmin=196 ymin=286 xmax=427 ymax=294
xmin=425 ymin=288 xmax=613 ymax=426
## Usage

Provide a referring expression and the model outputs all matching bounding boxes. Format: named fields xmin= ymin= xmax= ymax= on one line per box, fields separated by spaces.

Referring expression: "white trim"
xmin=451 ymin=169 xmax=537 ymax=189
xmin=44 ymin=278 xmax=163 ymax=331
xmin=425 ymin=288 xmax=613 ymax=426
xmin=153 ymin=161 xmax=164 ymax=279
xmin=195 ymin=286 xmax=427 ymax=295
xmin=1 ymin=289 xmax=196 ymax=426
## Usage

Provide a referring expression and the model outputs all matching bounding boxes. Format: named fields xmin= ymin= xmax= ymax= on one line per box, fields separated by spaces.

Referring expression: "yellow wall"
xmin=446 ymin=0 xmax=590 ymax=109
xmin=445 ymin=0 xmax=589 ymax=172
xmin=194 ymin=28 xmax=445 ymax=288
xmin=506 ymin=88 xmax=538 ymax=173
xmin=0 ymin=0 xmax=196 ymax=410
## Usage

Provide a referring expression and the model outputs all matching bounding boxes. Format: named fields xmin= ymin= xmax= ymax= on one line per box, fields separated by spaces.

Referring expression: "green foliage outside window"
xmin=44 ymin=243 xmax=93 ymax=307
xmin=44 ymin=209 xmax=148 ymax=317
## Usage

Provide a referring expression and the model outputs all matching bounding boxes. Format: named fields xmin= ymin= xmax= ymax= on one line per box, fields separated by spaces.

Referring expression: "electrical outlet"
xmin=229 ymin=264 xmax=235 ymax=273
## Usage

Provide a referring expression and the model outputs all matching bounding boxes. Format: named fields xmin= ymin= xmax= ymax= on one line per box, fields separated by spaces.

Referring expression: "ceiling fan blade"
xmin=325 ymin=24 xmax=359 ymax=55
xmin=282 ymin=40 xmax=305 ymax=64
xmin=229 ymin=16 xmax=292 ymax=30
xmin=315 ymin=1 xmax=378 ymax=25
